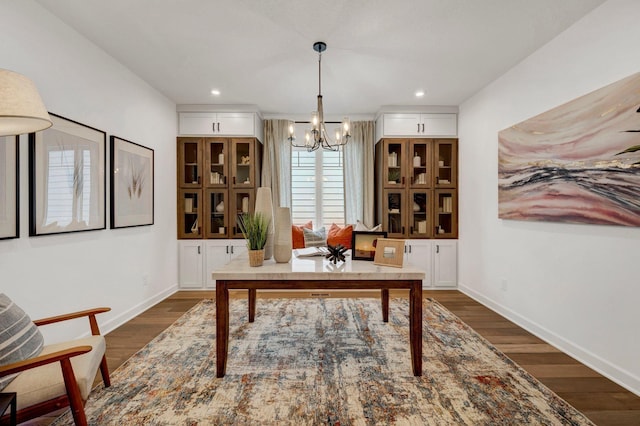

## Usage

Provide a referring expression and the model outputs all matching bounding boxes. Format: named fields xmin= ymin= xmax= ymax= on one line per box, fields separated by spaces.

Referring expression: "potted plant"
xmin=238 ymin=212 xmax=270 ymax=266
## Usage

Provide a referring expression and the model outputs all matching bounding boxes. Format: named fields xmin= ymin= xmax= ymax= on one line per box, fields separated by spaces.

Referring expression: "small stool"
xmin=0 ymin=392 xmax=17 ymax=426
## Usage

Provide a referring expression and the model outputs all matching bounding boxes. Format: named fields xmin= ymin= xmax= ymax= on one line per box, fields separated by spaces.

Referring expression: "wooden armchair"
xmin=0 ymin=307 xmax=111 ymax=426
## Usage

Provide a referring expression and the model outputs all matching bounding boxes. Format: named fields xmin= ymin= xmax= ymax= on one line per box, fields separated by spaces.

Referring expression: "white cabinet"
xmin=178 ymin=240 xmax=247 ymax=289
xmin=204 ymin=240 xmax=247 ymax=288
xmin=432 ymin=240 xmax=457 ymax=288
xmin=378 ymin=113 xmax=457 ymax=138
xmin=404 ymin=240 xmax=433 ymax=288
xmin=178 ymin=241 xmax=204 ymax=288
xmin=179 ymin=112 xmax=258 ymax=137
xmin=404 ymin=240 xmax=457 ymax=288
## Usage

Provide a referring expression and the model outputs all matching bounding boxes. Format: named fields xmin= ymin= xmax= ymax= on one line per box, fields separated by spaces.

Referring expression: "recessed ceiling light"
xmin=415 ymin=90 xmax=425 ymax=98
xmin=211 ymin=89 xmax=220 ymax=96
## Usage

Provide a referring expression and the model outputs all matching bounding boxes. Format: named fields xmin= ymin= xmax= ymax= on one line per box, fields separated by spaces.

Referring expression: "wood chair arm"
xmin=0 ymin=346 xmax=92 ymax=378
xmin=33 ymin=307 xmax=111 ymax=335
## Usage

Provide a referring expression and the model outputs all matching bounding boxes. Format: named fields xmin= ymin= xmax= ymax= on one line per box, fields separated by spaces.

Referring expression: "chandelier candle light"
xmin=288 ymin=42 xmax=351 ymax=151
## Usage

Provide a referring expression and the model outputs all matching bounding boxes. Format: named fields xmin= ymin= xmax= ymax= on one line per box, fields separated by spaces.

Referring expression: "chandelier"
xmin=288 ymin=41 xmax=351 ymax=151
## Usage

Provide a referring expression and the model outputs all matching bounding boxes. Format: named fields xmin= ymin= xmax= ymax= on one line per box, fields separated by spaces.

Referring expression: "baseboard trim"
xmin=458 ymin=282 xmax=640 ymax=396
xmin=79 ymin=285 xmax=179 ymax=338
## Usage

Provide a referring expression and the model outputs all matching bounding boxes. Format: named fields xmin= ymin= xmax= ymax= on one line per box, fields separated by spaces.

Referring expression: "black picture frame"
xmin=110 ymin=135 xmax=154 ymax=229
xmin=0 ymin=136 xmax=19 ymax=240
xmin=29 ymin=113 xmax=106 ymax=236
xmin=351 ymin=231 xmax=388 ymax=261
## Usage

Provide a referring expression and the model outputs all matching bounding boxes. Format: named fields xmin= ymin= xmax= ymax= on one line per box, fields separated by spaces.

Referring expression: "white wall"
xmin=0 ymin=1 xmax=178 ymax=342
xmin=458 ymin=0 xmax=640 ymax=394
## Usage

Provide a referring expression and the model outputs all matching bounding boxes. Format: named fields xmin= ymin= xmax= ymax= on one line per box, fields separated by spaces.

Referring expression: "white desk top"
xmin=212 ymin=252 xmax=425 ymax=281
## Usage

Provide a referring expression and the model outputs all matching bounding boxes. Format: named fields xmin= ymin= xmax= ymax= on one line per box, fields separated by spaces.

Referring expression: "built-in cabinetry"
xmin=178 ymin=240 xmax=248 ymax=289
xmin=177 ymin=108 xmax=263 ymax=289
xmin=376 ymin=113 xmax=457 ymax=140
xmin=403 ymin=239 xmax=457 ymax=288
xmin=178 ymin=112 xmax=262 ymax=139
xmin=375 ymin=138 xmax=458 ymax=239
xmin=177 ymin=137 xmax=262 ymax=239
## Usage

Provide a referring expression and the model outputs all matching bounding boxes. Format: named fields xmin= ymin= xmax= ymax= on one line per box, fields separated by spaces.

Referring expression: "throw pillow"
xmin=0 ymin=293 xmax=45 ymax=391
xmin=354 ymin=220 xmax=382 ymax=232
xmin=327 ymin=223 xmax=353 ymax=249
xmin=292 ymin=221 xmax=313 ymax=249
xmin=302 ymin=227 xmax=327 ymax=248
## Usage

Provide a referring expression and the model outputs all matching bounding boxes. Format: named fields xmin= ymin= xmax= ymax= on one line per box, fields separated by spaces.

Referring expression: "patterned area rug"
xmin=54 ymin=298 xmax=593 ymax=425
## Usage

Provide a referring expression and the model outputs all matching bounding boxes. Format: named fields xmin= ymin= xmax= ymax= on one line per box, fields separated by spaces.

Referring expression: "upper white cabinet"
xmin=179 ymin=112 xmax=259 ymax=137
xmin=377 ymin=113 xmax=457 ymax=139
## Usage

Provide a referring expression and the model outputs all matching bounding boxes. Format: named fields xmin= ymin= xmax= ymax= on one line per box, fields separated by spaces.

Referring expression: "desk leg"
xmin=381 ymin=289 xmax=389 ymax=322
xmin=409 ymin=281 xmax=423 ymax=376
xmin=216 ymin=281 xmax=229 ymax=378
xmin=248 ymin=288 xmax=256 ymax=322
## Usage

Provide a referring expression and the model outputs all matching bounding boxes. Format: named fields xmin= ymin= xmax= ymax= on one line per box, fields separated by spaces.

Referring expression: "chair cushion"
xmin=4 ymin=335 xmax=106 ymax=411
xmin=292 ymin=221 xmax=312 ymax=249
xmin=303 ymin=226 xmax=326 ymax=247
xmin=0 ymin=293 xmax=45 ymax=391
xmin=327 ymin=223 xmax=353 ymax=249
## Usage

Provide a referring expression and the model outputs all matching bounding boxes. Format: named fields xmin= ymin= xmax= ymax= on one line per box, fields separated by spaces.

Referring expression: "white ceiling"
xmin=35 ymin=0 xmax=605 ymax=116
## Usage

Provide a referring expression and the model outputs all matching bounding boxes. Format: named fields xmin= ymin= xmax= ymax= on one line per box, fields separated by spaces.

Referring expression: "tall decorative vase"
xmin=273 ymin=207 xmax=292 ymax=263
xmin=254 ymin=187 xmax=274 ymax=260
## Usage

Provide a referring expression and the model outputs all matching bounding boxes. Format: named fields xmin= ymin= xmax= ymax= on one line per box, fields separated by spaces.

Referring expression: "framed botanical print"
xmin=29 ymin=113 xmax=106 ymax=236
xmin=0 ymin=136 xmax=19 ymax=239
xmin=110 ymin=135 xmax=154 ymax=228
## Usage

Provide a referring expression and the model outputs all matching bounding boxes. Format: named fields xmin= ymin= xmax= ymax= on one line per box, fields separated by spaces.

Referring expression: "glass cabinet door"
xmin=434 ymin=139 xmax=457 ymax=187
xmin=409 ymin=139 xmax=432 ymax=188
xmin=178 ymin=189 xmax=202 ymax=239
xmin=231 ymin=190 xmax=255 ymax=237
xmin=382 ymin=189 xmax=405 ymax=237
xmin=409 ymin=189 xmax=432 ymax=238
xmin=204 ymin=189 xmax=228 ymax=238
xmin=231 ymin=138 xmax=255 ymax=188
xmin=382 ymin=140 xmax=406 ymax=189
xmin=177 ymin=138 xmax=203 ymax=188
xmin=434 ymin=189 xmax=457 ymax=238
xmin=204 ymin=138 xmax=227 ymax=188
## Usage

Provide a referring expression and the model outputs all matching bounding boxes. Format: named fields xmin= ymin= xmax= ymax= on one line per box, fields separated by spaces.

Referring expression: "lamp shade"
xmin=0 ymin=69 xmax=52 ymax=136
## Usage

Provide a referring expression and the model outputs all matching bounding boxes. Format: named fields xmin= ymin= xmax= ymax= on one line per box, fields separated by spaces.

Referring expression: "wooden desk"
xmin=212 ymin=255 xmax=424 ymax=378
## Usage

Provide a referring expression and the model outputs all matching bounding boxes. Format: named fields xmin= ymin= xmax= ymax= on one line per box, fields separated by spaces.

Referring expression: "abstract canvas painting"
xmin=498 ymin=72 xmax=640 ymax=226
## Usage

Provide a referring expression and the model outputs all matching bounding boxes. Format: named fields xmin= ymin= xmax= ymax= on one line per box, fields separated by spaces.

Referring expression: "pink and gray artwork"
xmin=498 ymin=72 xmax=640 ymax=226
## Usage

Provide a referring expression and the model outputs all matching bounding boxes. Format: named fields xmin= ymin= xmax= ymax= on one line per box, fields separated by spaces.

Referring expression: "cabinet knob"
xmin=417 ymin=123 xmax=420 ymax=133
xmin=436 ymin=245 xmax=440 ymax=254
xmin=231 ymin=246 xmax=234 ymax=254
xmin=212 ymin=123 xmax=215 ymax=133
xmin=198 ymin=246 xmax=201 ymax=254
xmin=217 ymin=122 xmax=220 ymax=132
xmin=421 ymin=123 xmax=425 ymax=133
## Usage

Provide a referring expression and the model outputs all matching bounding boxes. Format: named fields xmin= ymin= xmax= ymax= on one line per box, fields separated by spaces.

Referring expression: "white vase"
xmin=254 ymin=187 xmax=274 ymax=260
xmin=273 ymin=207 xmax=292 ymax=263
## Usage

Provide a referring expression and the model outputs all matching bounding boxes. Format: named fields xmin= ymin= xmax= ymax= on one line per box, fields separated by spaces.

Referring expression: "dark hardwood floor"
xmin=28 ymin=290 xmax=640 ymax=425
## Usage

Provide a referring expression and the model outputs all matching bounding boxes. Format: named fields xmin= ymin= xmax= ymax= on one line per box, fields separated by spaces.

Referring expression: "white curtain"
xmin=261 ymin=120 xmax=291 ymax=208
xmin=343 ymin=121 xmax=375 ymax=226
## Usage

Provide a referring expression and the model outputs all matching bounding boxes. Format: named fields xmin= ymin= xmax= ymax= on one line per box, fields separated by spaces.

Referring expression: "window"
xmin=291 ymin=147 xmax=345 ymax=228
